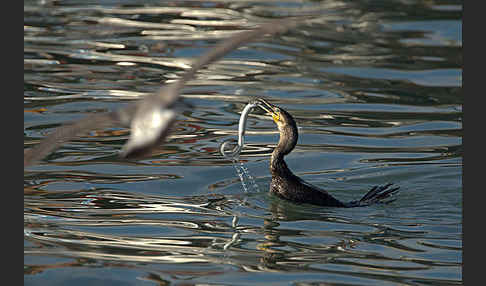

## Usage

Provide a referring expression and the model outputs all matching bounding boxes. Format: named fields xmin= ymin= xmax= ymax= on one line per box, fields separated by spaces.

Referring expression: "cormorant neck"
xmin=271 ymin=151 xmax=291 ymax=177
xmin=270 ymin=123 xmax=298 ymax=176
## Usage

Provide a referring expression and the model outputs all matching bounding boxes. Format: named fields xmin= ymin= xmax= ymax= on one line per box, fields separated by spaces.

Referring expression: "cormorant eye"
xmin=272 ymin=109 xmax=281 ymax=122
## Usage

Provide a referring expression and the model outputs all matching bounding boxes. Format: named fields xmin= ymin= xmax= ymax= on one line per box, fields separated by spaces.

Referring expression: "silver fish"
xmin=220 ymin=101 xmax=259 ymax=158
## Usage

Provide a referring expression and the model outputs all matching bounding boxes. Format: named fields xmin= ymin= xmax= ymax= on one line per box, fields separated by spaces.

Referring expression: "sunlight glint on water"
xmin=24 ymin=0 xmax=462 ymax=285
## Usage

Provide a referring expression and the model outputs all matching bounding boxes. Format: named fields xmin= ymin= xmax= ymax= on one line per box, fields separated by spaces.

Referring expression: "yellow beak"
xmin=256 ymin=98 xmax=279 ymax=122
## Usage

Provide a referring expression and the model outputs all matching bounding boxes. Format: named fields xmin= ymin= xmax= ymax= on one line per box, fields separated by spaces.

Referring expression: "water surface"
xmin=25 ymin=0 xmax=462 ymax=285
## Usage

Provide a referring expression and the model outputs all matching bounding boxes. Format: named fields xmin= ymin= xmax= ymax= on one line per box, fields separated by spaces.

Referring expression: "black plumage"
xmin=256 ymin=98 xmax=399 ymax=207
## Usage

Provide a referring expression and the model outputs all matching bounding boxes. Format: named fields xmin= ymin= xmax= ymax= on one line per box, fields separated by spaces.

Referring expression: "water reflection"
xmin=25 ymin=187 xmax=460 ymax=284
xmin=25 ymin=0 xmax=461 ymax=285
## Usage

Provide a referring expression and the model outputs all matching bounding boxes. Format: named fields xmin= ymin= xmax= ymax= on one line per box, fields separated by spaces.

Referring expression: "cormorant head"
xmin=256 ymin=98 xmax=296 ymax=129
xmin=256 ymin=98 xmax=298 ymax=156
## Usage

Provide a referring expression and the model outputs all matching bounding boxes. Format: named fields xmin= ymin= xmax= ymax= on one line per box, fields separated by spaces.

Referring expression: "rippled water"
xmin=24 ymin=0 xmax=462 ymax=285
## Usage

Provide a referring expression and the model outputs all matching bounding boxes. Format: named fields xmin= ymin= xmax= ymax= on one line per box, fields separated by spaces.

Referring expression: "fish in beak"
xmin=256 ymin=98 xmax=281 ymax=123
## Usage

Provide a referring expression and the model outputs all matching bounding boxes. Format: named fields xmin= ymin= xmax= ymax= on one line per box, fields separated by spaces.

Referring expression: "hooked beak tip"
xmin=255 ymin=98 xmax=275 ymax=115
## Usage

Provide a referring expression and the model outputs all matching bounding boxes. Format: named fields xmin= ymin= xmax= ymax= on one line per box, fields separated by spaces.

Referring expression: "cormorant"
xmin=256 ymin=98 xmax=399 ymax=207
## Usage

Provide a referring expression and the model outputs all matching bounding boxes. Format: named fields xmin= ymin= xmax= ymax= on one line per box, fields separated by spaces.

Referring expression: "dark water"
xmin=24 ymin=0 xmax=462 ymax=285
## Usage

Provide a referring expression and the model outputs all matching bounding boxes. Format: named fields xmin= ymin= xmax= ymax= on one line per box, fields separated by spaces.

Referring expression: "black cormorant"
xmin=256 ymin=98 xmax=399 ymax=207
